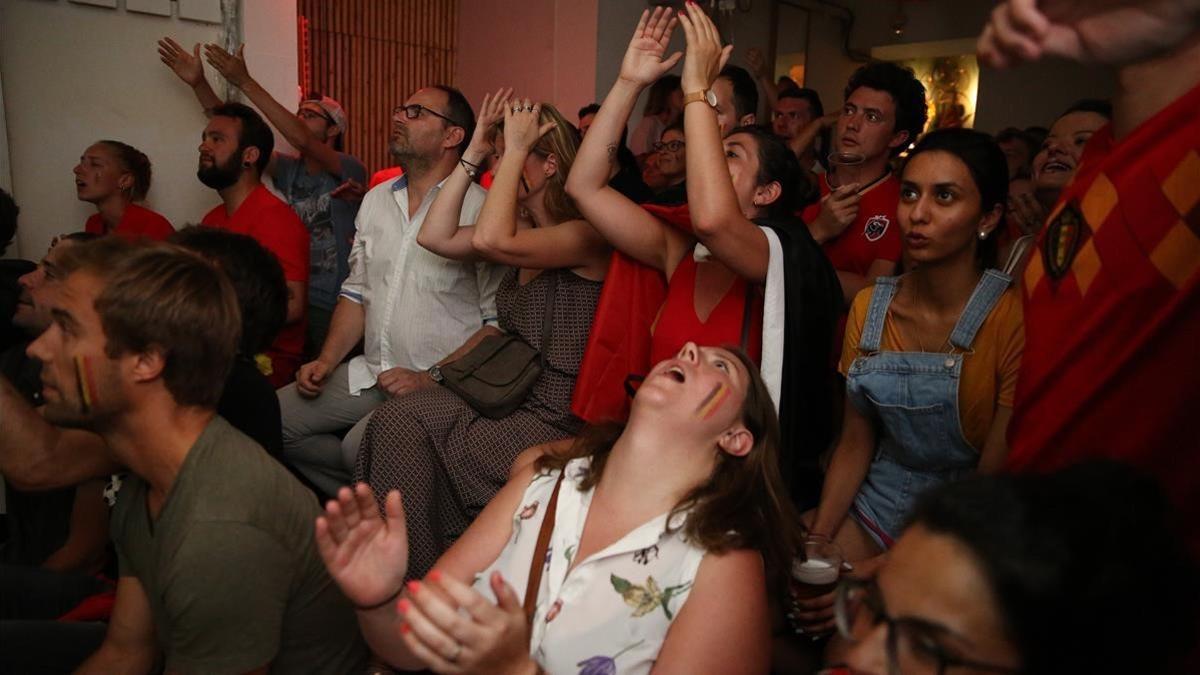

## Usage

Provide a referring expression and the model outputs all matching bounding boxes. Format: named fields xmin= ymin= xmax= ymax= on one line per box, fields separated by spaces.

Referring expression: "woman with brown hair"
xmin=319 ymin=344 xmax=796 ymax=675
xmin=353 ymin=90 xmax=610 ymax=581
xmin=75 ymin=140 xmax=174 ymax=241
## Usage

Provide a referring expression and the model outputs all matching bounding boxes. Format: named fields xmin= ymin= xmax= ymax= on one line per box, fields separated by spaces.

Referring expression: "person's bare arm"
xmin=157 ymin=38 xmax=222 ymax=113
xmin=75 ymin=577 xmax=160 ymax=675
xmin=296 ymin=297 xmax=364 ymax=398
xmin=652 ymin=549 xmax=771 ymax=675
xmin=1 ymin=376 xmax=118 ymax=490
xmin=41 ymin=479 xmax=110 ymax=575
xmin=811 ymin=395 xmax=877 ymax=539
xmin=374 ymin=325 xmax=501 ymax=398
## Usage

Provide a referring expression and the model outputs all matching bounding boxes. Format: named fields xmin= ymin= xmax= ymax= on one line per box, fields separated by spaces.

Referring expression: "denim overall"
xmin=846 ymin=269 xmax=1012 ymax=548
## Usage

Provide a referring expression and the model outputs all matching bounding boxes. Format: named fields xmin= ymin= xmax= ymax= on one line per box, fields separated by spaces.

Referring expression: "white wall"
xmin=0 ymin=0 xmax=297 ymax=259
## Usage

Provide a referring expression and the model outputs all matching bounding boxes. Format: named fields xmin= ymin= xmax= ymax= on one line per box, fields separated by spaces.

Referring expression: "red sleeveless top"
xmin=650 ymin=251 xmax=764 ymax=365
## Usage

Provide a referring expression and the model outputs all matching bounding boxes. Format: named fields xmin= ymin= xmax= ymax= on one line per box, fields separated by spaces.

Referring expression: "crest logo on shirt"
xmin=1042 ymin=203 xmax=1088 ymax=280
xmin=863 ymin=215 xmax=890 ymax=242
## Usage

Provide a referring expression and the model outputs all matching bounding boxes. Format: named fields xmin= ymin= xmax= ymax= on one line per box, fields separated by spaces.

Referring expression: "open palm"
xmin=619 ymin=7 xmax=683 ymax=87
xmin=315 ymin=484 xmax=410 ymax=608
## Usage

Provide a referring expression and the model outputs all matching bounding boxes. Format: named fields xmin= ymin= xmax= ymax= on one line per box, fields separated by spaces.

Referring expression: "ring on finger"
xmin=446 ymin=642 xmax=463 ymax=663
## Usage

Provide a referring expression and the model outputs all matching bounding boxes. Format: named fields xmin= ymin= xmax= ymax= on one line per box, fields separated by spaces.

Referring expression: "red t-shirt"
xmin=1007 ymin=81 xmax=1200 ymax=555
xmin=84 ymin=203 xmax=174 ymax=241
xmin=202 ymin=184 xmax=309 ymax=383
xmin=802 ymin=173 xmax=903 ymax=276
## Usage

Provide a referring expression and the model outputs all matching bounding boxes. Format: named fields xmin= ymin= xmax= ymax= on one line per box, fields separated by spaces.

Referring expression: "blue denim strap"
xmin=858 ymin=277 xmax=900 ymax=354
xmin=949 ymin=269 xmax=1013 ymax=350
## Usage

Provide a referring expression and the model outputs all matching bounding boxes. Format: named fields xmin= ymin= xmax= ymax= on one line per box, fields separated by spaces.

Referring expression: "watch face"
xmin=705 ymin=89 xmax=718 ymax=108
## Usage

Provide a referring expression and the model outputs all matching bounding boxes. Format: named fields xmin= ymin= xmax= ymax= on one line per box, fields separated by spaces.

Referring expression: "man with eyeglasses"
xmin=158 ymin=38 xmax=368 ymax=360
xmin=274 ymin=85 xmax=505 ymax=499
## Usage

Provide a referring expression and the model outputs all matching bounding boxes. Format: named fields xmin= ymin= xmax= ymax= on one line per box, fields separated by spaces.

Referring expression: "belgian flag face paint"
xmin=695 ymin=381 xmax=730 ymax=421
xmin=74 ymin=354 xmax=98 ymax=414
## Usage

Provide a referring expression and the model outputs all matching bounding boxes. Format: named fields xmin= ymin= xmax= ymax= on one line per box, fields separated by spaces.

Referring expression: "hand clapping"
xmin=678 ymin=2 xmax=733 ymax=95
xmin=618 ymin=7 xmax=684 ymax=88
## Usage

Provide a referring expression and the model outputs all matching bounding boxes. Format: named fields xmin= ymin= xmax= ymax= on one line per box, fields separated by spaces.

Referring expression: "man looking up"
xmin=276 ymin=85 xmax=505 ymax=498
xmin=802 ymin=62 xmax=927 ymax=308
xmin=159 ymin=39 xmax=367 ymax=355
xmin=195 ymin=102 xmax=310 ymax=388
xmin=27 ymin=239 xmax=365 ymax=674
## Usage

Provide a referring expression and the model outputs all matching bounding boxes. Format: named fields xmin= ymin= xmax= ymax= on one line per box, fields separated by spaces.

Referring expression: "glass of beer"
xmin=792 ymin=535 xmax=843 ymax=600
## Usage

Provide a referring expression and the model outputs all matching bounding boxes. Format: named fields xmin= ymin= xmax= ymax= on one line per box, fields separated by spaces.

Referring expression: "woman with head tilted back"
xmin=565 ymin=6 xmax=841 ymax=506
xmin=319 ymin=344 xmax=795 ymax=674
xmin=353 ymin=91 xmax=610 ymax=581
xmin=75 ymin=141 xmax=174 ymax=241
xmin=803 ymin=128 xmax=1024 ymax=572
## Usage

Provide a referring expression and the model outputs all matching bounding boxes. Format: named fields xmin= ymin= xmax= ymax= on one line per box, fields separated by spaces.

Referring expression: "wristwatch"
xmin=427 ymin=364 xmax=444 ymax=383
xmin=683 ymin=89 xmax=718 ymax=109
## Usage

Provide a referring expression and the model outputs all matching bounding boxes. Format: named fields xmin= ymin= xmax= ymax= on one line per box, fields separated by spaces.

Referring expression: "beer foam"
xmin=793 ymin=558 xmax=839 ymax=585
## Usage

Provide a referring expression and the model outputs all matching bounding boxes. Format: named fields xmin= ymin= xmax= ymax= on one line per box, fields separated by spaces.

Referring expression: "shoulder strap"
xmin=739 ymin=284 xmax=754 ymax=349
xmin=524 ymin=473 xmax=564 ymax=626
xmin=857 ymin=277 xmax=900 ymax=354
xmin=1002 ymin=234 xmax=1036 ymax=276
xmin=537 ymin=272 xmax=558 ymax=368
xmin=948 ymin=269 xmax=1013 ymax=350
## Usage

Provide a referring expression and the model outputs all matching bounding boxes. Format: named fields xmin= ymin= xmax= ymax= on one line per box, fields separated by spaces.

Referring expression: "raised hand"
xmin=157 ymin=37 xmax=206 ymax=87
xmin=503 ymin=98 xmax=556 ymax=154
xmin=619 ymin=7 xmax=684 ymax=88
xmin=977 ymin=0 xmax=1200 ymax=68
xmin=467 ymin=87 xmax=514 ymax=158
xmin=330 ymin=178 xmax=366 ymax=202
xmin=678 ymin=2 xmax=734 ymax=95
xmin=745 ymin=47 xmax=769 ymax=79
xmin=315 ymin=484 xmax=410 ymax=609
xmin=204 ymin=43 xmax=253 ymax=88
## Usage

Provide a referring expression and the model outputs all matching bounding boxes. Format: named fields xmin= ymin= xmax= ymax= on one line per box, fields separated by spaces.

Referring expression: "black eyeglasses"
xmin=652 ymin=140 xmax=685 ymax=153
xmin=834 ymin=579 xmax=1021 ymax=675
xmin=298 ymin=106 xmax=336 ymax=126
xmin=393 ymin=104 xmax=462 ymax=128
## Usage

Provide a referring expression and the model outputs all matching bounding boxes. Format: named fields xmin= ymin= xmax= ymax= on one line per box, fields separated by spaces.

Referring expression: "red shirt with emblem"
xmin=202 ymin=184 xmax=309 ymax=385
xmin=84 ymin=203 xmax=174 ymax=241
xmin=802 ymin=173 xmax=903 ymax=276
xmin=1007 ymin=81 xmax=1200 ymax=555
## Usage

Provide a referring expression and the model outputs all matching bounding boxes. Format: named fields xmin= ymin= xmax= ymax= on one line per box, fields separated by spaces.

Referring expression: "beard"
xmin=388 ymin=132 xmax=431 ymax=173
xmin=197 ymin=152 xmax=244 ymax=191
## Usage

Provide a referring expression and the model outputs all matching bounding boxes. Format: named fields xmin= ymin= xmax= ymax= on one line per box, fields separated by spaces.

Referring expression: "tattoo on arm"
xmin=606 ymin=144 xmax=618 ymax=164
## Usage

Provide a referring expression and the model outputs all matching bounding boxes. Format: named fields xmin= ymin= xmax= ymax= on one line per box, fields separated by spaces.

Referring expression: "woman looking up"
xmin=566 ymin=6 xmax=840 ymax=505
xmin=75 ymin=141 xmax=173 ymax=241
xmin=805 ymin=128 xmax=1024 ymax=570
xmin=320 ymin=344 xmax=795 ymax=675
xmin=354 ymin=89 xmax=609 ymax=580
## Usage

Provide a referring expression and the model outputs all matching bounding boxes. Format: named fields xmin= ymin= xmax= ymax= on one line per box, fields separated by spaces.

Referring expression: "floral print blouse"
xmin=472 ymin=458 xmax=707 ymax=674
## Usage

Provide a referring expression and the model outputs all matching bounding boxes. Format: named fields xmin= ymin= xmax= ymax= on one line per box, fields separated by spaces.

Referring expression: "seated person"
xmin=835 ymin=462 xmax=1198 ymax=675
xmin=75 ymin=141 xmax=174 ymax=241
xmin=319 ymin=343 xmax=798 ymax=675
xmin=26 ymin=238 xmax=366 ymax=673
xmin=806 ymin=129 xmax=1023 ymax=562
xmin=355 ymin=91 xmax=610 ymax=580
xmin=647 ymin=121 xmax=687 ymax=205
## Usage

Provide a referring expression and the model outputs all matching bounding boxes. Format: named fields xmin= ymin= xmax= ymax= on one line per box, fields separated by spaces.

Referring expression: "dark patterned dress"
xmin=355 ymin=267 xmax=602 ymax=579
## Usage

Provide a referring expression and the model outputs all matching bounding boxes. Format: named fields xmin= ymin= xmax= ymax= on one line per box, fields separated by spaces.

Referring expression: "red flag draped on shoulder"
xmin=571 ymin=203 xmax=693 ymax=423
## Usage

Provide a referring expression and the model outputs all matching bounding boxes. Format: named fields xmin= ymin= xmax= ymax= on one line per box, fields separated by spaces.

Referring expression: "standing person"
xmin=26 ymin=239 xmax=366 ymax=673
xmin=275 ymin=85 xmax=505 ymax=499
xmin=356 ymin=91 xmax=609 ymax=579
xmin=75 ymin=141 xmax=173 ymax=241
xmin=978 ymin=0 xmax=1200 ymax=558
xmin=772 ymin=88 xmax=826 ymax=170
xmin=159 ymin=38 xmax=367 ymax=356
xmin=567 ymin=6 xmax=841 ymax=506
xmin=628 ymin=74 xmax=682 ymax=157
xmin=805 ymin=129 xmax=1022 ymax=563
xmin=802 ymin=63 xmax=927 ymax=308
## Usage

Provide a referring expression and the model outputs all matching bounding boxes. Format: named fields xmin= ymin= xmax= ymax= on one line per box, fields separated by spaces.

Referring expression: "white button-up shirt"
xmin=339 ymin=175 xmax=503 ymax=395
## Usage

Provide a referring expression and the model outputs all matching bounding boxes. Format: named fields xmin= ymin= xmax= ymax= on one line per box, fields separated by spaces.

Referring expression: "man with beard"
xmin=276 ymin=85 xmax=505 ymax=499
xmin=198 ymin=102 xmax=309 ymax=388
xmin=23 ymin=239 xmax=365 ymax=674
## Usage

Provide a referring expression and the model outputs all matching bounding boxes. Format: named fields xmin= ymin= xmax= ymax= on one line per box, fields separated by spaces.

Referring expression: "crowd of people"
xmin=1 ymin=0 xmax=1197 ymax=673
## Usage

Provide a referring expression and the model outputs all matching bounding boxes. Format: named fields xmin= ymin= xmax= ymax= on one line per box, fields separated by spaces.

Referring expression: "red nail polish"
xmin=399 ymin=623 xmax=411 ymax=634
xmin=397 ymin=598 xmax=410 ymax=613
xmin=407 ymin=580 xmax=421 ymax=595
xmin=427 ymin=570 xmax=442 ymax=583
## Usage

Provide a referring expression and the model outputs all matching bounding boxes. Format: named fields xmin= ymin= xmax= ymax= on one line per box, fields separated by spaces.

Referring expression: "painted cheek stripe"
xmin=696 ymin=382 xmax=730 ymax=420
xmin=74 ymin=355 xmax=97 ymax=413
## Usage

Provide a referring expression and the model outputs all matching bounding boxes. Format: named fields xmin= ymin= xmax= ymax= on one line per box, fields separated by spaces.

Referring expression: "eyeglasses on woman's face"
xmin=835 ymin=578 xmax=1021 ymax=675
xmin=652 ymin=140 xmax=685 ymax=153
xmin=392 ymin=104 xmax=461 ymax=128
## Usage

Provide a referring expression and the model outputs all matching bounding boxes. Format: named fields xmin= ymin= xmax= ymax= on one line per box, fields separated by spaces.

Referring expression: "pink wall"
xmin=456 ymin=0 xmax=598 ymax=124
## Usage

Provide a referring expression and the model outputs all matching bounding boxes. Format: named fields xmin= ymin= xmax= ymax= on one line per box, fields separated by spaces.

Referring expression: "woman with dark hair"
xmin=648 ymin=121 xmax=688 ymax=205
xmin=804 ymin=128 xmax=1023 ymax=568
xmin=319 ymin=344 xmax=796 ymax=674
xmin=566 ymin=7 xmax=841 ymax=506
xmin=837 ymin=462 xmax=1198 ymax=675
xmin=354 ymin=89 xmax=609 ymax=581
xmin=629 ymin=74 xmax=683 ymax=157
xmin=75 ymin=141 xmax=174 ymax=241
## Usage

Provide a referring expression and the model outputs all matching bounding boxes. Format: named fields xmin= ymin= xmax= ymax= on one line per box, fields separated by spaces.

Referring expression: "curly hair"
xmin=844 ymin=62 xmax=928 ymax=156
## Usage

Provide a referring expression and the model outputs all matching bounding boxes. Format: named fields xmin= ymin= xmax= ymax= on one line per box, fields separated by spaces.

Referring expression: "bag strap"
xmin=524 ymin=473 xmax=564 ymax=626
xmin=537 ymin=272 xmax=559 ymax=368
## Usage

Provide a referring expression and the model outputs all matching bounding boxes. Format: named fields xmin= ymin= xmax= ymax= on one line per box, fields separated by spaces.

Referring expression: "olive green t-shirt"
xmin=110 ymin=416 xmax=367 ymax=674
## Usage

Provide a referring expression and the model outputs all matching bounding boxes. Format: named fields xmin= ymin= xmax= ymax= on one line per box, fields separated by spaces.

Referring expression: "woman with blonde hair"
xmin=354 ymin=90 xmax=610 ymax=580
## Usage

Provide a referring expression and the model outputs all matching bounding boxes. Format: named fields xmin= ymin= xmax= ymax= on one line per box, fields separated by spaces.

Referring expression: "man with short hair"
xmin=196 ymin=102 xmax=310 ymax=388
xmin=26 ymin=239 xmax=365 ymax=674
xmin=772 ymin=87 xmax=825 ymax=170
xmin=802 ymin=62 xmax=927 ymax=307
xmin=713 ymin=64 xmax=759 ymax=134
xmin=578 ymin=102 xmax=601 ymax=137
xmin=277 ymin=85 xmax=505 ymax=498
